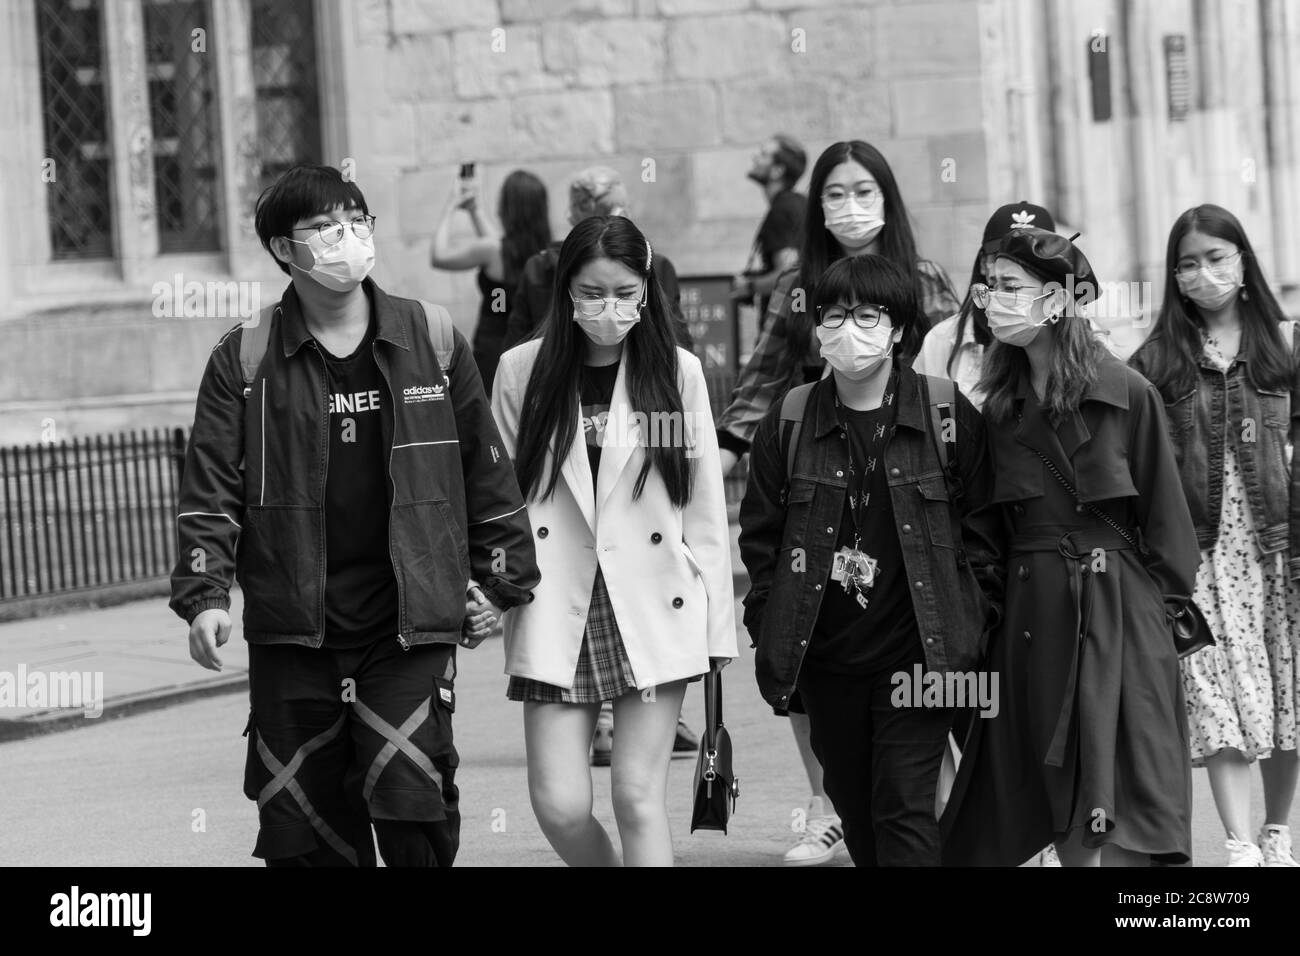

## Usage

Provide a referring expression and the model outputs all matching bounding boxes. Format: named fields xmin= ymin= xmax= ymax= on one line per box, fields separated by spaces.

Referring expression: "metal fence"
xmin=0 ymin=376 xmax=747 ymax=604
xmin=0 ymin=428 xmax=188 ymax=602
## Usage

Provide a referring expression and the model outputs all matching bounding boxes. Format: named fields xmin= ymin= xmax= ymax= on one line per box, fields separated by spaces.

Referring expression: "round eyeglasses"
xmin=570 ymin=285 xmax=646 ymax=320
xmin=817 ymin=304 xmax=890 ymax=329
xmin=1173 ymin=250 xmax=1242 ymax=278
xmin=969 ymin=284 xmax=1054 ymax=311
xmin=289 ymin=215 xmax=377 ymax=246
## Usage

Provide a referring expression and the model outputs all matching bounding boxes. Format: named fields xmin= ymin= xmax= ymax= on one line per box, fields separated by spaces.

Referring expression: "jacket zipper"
xmin=311 ymin=341 xmax=329 ymax=648
xmin=374 ymin=341 xmax=409 ymax=651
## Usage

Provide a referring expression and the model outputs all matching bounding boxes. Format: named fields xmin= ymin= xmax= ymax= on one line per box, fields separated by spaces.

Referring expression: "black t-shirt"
xmin=319 ymin=317 xmax=399 ymax=648
xmin=807 ymin=399 xmax=921 ymax=674
xmin=580 ymin=361 xmax=619 ymax=479
xmin=746 ymin=189 xmax=806 ymax=318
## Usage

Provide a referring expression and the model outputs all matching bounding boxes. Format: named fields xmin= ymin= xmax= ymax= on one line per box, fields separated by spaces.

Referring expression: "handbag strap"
xmin=1029 ymin=446 xmax=1142 ymax=551
xmin=703 ymin=664 xmax=723 ymax=751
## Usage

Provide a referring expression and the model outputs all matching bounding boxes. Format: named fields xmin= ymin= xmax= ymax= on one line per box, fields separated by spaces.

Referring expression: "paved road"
xmin=0 ymin=595 xmax=1291 ymax=866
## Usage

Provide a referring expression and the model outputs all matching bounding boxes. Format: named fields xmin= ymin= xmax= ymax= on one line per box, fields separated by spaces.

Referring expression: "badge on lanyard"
xmin=829 ymin=538 xmax=879 ymax=609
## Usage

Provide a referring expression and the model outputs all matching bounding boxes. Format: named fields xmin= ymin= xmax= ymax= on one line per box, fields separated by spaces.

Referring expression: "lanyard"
xmin=833 ymin=368 xmax=898 ymax=548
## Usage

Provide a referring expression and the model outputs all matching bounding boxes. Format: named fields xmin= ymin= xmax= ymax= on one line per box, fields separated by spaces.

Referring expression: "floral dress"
xmin=1181 ymin=342 xmax=1300 ymax=765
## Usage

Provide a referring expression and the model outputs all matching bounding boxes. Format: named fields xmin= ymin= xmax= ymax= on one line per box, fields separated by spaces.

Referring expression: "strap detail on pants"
xmin=352 ymin=698 xmax=443 ymax=802
xmin=254 ymin=712 xmax=359 ymax=865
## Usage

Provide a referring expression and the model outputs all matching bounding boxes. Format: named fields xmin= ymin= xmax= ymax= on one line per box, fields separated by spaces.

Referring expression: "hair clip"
xmin=1067 ymin=232 xmax=1081 ymax=243
xmin=645 ymin=239 xmax=653 ymax=272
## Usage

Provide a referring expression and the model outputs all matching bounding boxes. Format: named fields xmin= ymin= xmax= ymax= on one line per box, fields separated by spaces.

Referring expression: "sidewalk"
xmin=0 ymin=526 xmax=751 ymax=742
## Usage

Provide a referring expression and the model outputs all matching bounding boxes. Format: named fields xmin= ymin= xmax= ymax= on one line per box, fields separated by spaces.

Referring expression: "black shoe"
xmin=673 ymin=718 xmax=699 ymax=753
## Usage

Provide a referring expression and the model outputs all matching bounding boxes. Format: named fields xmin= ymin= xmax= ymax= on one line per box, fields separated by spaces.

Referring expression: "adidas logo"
xmin=402 ymin=383 xmax=446 ymax=404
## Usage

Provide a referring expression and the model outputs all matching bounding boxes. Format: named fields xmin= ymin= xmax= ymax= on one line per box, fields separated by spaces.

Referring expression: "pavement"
xmin=0 ymin=523 xmax=1295 ymax=866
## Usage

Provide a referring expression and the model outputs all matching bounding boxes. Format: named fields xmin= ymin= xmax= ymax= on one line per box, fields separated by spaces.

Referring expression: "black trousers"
xmin=245 ymin=638 xmax=460 ymax=867
xmin=798 ymin=661 xmax=953 ymax=866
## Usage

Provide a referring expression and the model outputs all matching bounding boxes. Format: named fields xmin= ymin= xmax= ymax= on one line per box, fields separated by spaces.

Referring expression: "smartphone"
xmin=458 ymin=162 xmax=476 ymax=180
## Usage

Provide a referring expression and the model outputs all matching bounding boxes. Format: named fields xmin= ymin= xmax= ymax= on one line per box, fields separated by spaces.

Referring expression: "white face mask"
xmin=985 ymin=291 xmax=1055 ymax=348
xmin=823 ymin=196 xmax=885 ymax=246
xmin=816 ymin=322 xmax=895 ymax=379
xmin=287 ymin=228 xmax=375 ymax=292
xmin=1176 ymin=257 xmax=1242 ymax=312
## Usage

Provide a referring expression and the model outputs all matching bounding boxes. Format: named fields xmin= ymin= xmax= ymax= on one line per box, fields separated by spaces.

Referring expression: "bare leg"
xmin=524 ymin=701 xmax=620 ymax=866
xmin=1260 ymin=748 xmax=1299 ymax=826
xmin=610 ymin=680 xmax=689 ymax=867
xmin=1205 ymin=749 xmax=1254 ymax=840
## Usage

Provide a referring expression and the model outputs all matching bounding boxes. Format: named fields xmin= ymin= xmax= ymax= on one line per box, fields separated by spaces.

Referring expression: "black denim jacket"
xmin=1132 ymin=324 xmax=1300 ymax=578
xmin=737 ymin=363 xmax=1006 ymax=714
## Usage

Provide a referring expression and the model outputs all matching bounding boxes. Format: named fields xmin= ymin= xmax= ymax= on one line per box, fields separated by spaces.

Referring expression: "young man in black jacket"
xmin=170 ymin=165 xmax=539 ymax=867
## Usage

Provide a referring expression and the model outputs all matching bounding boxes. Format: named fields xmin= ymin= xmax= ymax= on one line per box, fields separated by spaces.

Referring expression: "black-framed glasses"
xmin=1173 ymin=250 xmax=1243 ymax=278
xmin=289 ymin=215 xmax=377 ymax=245
xmin=570 ymin=284 xmax=646 ymax=320
xmin=817 ymin=303 xmax=890 ymax=329
xmin=820 ymin=186 xmax=880 ymax=212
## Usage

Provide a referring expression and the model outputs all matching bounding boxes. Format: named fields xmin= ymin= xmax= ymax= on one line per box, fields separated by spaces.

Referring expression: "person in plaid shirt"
xmin=717 ymin=142 xmax=959 ymax=467
xmin=715 ymin=140 xmax=958 ymax=868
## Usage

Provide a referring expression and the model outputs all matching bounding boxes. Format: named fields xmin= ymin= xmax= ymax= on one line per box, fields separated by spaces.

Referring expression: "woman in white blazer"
xmin=491 ymin=215 xmax=738 ymax=866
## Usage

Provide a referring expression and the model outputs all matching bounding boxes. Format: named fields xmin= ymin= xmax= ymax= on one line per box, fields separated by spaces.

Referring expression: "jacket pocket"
xmin=1166 ymin=389 xmax=1196 ymax=439
xmin=237 ymin=506 xmax=321 ymax=635
xmin=391 ymin=498 xmax=469 ymax=633
xmin=1257 ymin=387 xmax=1290 ymax=430
xmin=916 ymin=476 xmax=956 ymax=548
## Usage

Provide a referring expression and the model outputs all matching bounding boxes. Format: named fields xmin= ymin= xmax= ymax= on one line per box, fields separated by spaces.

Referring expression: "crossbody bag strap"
xmin=1030 ymin=446 xmax=1142 ymax=551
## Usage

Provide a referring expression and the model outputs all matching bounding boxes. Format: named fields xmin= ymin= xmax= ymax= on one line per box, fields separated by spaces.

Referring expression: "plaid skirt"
xmin=507 ymin=567 xmax=639 ymax=704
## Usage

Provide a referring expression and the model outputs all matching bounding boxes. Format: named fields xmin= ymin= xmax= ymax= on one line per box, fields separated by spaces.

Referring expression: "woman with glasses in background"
xmin=715 ymin=140 xmax=959 ymax=867
xmin=491 ymin=215 xmax=737 ymax=867
xmin=1130 ymin=204 xmax=1300 ymax=867
xmin=941 ymin=228 xmax=1201 ymax=868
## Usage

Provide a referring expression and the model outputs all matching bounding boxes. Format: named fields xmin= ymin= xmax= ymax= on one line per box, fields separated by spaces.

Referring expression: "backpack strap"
xmin=238 ymin=304 xmax=278 ymax=395
xmin=777 ymin=383 xmax=816 ymax=499
xmin=921 ymin=373 xmax=956 ymax=481
xmin=417 ymin=299 xmax=456 ymax=380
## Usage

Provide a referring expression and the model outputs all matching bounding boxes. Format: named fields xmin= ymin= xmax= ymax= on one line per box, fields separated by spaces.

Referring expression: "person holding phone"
xmin=430 ymin=163 xmax=552 ymax=392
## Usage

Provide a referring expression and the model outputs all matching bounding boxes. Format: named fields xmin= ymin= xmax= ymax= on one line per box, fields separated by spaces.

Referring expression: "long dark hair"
xmin=498 ymin=170 xmax=552 ymax=283
xmin=512 ymin=216 xmax=693 ymax=508
xmin=1130 ymin=204 xmax=1289 ymax=402
xmin=811 ymin=254 xmax=926 ymax=361
xmin=979 ymin=260 xmax=1109 ymax=425
xmin=946 ymin=251 xmax=991 ymax=376
xmin=788 ymin=141 xmax=927 ymax=365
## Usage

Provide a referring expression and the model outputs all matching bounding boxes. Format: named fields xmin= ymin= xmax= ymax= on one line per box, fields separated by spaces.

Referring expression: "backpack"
xmin=777 ymin=373 xmax=959 ymax=501
xmin=237 ymin=299 xmax=456 ymax=395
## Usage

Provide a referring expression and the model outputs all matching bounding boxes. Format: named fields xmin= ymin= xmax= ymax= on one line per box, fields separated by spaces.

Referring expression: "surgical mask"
xmin=816 ymin=322 xmax=895 ymax=379
xmin=286 ymin=229 xmax=375 ymax=292
xmin=1177 ymin=258 xmax=1242 ymax=312
xmin=823 ymin=196 xmax=885 ymax=246
xmin=573 ymin=304 xmax=640 ymax=346
xmin=985 ymin=292 xmax=1055 ymax=348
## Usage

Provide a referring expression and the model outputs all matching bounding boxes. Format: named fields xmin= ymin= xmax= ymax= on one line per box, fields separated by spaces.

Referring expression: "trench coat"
xmin=941 ymin=354 xmax=1200 ymax=865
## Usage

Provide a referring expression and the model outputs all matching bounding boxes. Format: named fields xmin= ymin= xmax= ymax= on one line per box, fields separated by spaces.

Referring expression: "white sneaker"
xmin=1226 ymin=834 xmax=1264 ymax=867
xmin=1258 ymin=825 xmax=1300 ymax=867
xmin=784 ymin=814 xmax=845 ymax=867
xmin=1038 ymin=843 xmax=1061 ymax=867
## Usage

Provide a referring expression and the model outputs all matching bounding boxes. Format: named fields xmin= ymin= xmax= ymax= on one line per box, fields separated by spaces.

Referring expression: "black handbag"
xmin=1031 ymin=447 xmax=1215 ymax=659
xmin=690 ymin=664 xmax=739 ymax=833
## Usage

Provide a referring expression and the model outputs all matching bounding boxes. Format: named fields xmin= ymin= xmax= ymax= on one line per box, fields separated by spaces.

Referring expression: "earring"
xmin=1242 ymin=287 xmax=1250 ymax=301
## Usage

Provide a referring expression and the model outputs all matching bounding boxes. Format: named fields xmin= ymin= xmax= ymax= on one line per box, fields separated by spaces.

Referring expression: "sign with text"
xmin=679 ymin=274 xmax=738 ymax=373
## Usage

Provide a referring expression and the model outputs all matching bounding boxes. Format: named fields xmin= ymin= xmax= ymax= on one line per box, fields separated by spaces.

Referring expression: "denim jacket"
xmin=737 ymin=363 xmax=1006 ymax=714
xmin=1131 ymin=323 xmax=1300 ymax=578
